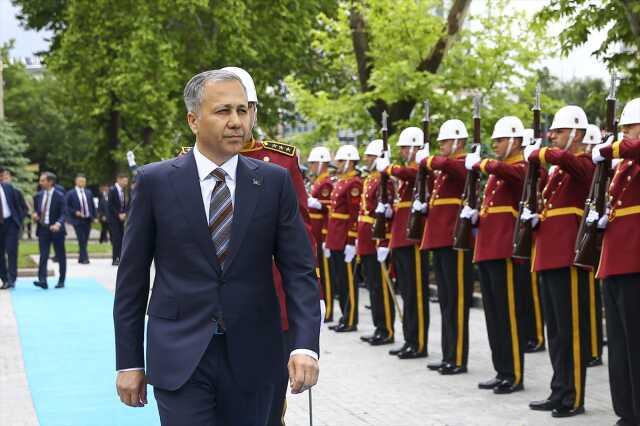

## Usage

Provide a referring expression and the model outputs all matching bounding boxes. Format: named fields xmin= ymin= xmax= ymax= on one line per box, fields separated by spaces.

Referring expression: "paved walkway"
xmin=1 ymin=259 xmax=617 ymax=425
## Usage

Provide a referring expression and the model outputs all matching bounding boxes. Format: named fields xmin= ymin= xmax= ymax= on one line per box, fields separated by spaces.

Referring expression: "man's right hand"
xmin=116 ymin=370 xmax=147 ymax=407
xmin=118 ymin=213 xmax=127 ymax=222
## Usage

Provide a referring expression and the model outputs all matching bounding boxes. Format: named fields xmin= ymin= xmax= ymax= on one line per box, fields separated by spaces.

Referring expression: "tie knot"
xmin=211 ymin=168 xmax=227 ymax=182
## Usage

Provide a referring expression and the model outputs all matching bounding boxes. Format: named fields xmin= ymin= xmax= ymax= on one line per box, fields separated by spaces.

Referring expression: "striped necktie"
xmin=208 ymin=168 xmax=233 ymax=265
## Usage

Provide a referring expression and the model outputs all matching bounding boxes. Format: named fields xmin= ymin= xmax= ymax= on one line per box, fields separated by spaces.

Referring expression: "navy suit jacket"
xmin=113 ymin=152 xmax=320 ymax=391
xmin=33 ymin=189 xmax=67 ymax=236
xmin=0 ymin=183 xmax=26 ymax=227
xmin=107 ymin=185 xmax=129 ymax=223
xmin=65 ymin=188 xmax=96 ymax=225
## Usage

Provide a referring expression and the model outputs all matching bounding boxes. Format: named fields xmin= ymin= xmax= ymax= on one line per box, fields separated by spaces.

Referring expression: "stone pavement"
xmin=1 ymin=259 xmax=618 ymax=425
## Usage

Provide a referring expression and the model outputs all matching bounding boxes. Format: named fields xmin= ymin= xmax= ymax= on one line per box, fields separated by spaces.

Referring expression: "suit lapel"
xmin=169 ymin=151 xmax=222 ymax=276
xmin=222 ymin=156 xmax=261 ymax=274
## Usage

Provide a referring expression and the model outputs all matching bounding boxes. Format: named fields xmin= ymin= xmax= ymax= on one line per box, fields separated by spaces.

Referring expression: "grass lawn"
xmin=18 ymin=240 xmax=112 ymax=269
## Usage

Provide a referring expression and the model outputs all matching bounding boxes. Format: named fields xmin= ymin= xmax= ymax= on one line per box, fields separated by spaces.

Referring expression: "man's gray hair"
xmin=183 ymin=70 xmax=247 ymax=114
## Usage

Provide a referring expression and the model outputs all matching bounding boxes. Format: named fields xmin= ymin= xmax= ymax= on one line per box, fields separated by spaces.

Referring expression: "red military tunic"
xmin=356 ymin=172 xmax=394 ymax=256
xmin=420 ymin=154 xmax=467 ymax=250
xmin=597 ymin=138 xmax=640 ymax=278
xmin=309 ymin=172 xmax=334 ymax=245
xmin=528 ymin=148 xmax=595 ymax=272
xmin=473 ymin=154 xmax=525 ymax=262
xmin=387 ymin=163 xmax=421 ymax=249
xmin=325 ymin=171 xmax=362 ymax=251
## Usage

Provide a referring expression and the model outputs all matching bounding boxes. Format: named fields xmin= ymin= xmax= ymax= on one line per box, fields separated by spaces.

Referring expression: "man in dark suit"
xmin=114 ymin=70 xmax=320 ymax=425
xmin=0 ymin=174 xmax=26 ymax=290
xmin=32 ymin=172 xmax=67 ymax=289
xmin=65 ymin=174 xmax=96 ymax=264
xmin=107 ymin=173 xmax=129 ymax=266
xmin=97 ymin=184 xmax=110 ymax=243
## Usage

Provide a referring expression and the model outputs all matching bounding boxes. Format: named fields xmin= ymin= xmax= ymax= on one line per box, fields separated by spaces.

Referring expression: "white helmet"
xmin=619 ymin=98 xmax=640 ymax=126
xmin=491 ymin=116 xmax=525 ymax=140
xmin=335 ymin=144 xmax=360 ymax=161
xmin=221 ymin=66 xmax=258 ymax=104
xmin=364 ymin=139 xmax=389 ymax=157
xmin=523 ymin=129 xmax=534 ymax=147
xmin=549 ymin=105 xmax=588 ymax=130
xmin=397 ymin=127 xmax=424 ymax=147
xmin=437 ymin=119 xmax=469 ymax=141
xmin=583 ymin=124 xmax=602 ymax=145
xmin=307 ymin=146 xmax=331 ymax=163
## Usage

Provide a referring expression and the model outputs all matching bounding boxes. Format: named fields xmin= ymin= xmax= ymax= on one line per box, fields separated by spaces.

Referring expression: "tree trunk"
xmin=106 ymin=94 xmax=121 ymax=177
xmin=142 ymin=126 xmax=154 ymax=145
xmin=621 ymin=0 xmax=640 ymax=38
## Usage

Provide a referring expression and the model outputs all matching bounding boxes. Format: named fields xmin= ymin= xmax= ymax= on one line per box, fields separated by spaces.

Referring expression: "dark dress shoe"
xmin=493 ymin=381 xmax=524 ymax=394
xmin=525 ymin=341 xmax=546 ymax=353
xmin=587 ymin=357 xmax=603 ymax=367
xmin=551 ymin=406 xmax=585 ymax=418
xmin=0 ymin=281 xmax=9 ymax=290
xmin=439 ymin=364 xmax=467 ymax=375
xmin=55 ymin=282 xmax=65 ymax=289
xmin=529 ymin=399 xmax=561 ymax=411
xmin=397 ymin=347 xmax=427 ymax=359
xmin=616 ymin=418 xmax=637 ymax=426
xmin=427 ymin=361 xmax=445 ymax=371
xmin=7 ymin=281 xmax=15 ymax=289
xmin=369 ymin=335 xmax=394 ymax=346
xmin=360 ymin=333 xmax=379 ymax=342
xmin=334 ymin=324 xmax=357 ymax=333
xmin=323 ymin=317 xmax=334 ymax=323
xmin=79 ymin=260 xmax=90 ymax=264
xmin=33 ymin=281 xmax=48 ymax=290
xmin=478 ymin=377 xmax=503 ymax=390
xmin=112 ymin=260 xmax=120 ymax=266
xmin=389 ymin=343 xmax=409 ymax=356
xmin=328 ymin=323 xmax=342 ymax=331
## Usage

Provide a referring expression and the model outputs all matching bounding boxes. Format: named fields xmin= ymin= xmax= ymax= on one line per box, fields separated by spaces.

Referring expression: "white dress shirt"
xmin=75 ymin=187 xmax=89 ymax=217
xmin=0 ymin=185 xmax=11 ymax=220
xmin=115 ymin=183 xmax=124 ymax=209
xmin=40 ymin=188 xmax=55 ymax=225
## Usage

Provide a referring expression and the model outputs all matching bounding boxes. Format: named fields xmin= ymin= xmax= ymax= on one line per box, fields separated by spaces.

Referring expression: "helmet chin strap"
xmin=318 ymin=162 xmax=324 ymax=175
xmin=451 ymin=139 xmax=459 ymax=157
xmin=408 ymin=146 xmax=415 ymax=164
xmin=343 ymin=160 xmax=350 ymax=174
xmin=564 ymin=128 xmax=576 ymax=151
xmin=505 ymin=137 xmax=514 ymax=159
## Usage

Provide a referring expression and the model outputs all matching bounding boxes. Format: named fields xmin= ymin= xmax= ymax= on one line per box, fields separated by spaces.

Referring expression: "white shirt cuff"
xmin=117 ymin=367 xmax=144 ymax=372
xmin=290 ymin=349 xmax=318 ymax=360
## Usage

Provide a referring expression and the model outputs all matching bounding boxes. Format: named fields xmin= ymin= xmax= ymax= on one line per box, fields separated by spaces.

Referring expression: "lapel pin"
xmin=252 ymin=177 xmax=262 ymax=186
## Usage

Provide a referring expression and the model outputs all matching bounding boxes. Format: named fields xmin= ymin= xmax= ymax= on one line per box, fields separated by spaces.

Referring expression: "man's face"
xmin=39 ymin=175 xmax=51 ymax=190
xmin=187 ymin=80 xmax=251 ymax=160
xmin=1 ymin=171 xmax=11 ymax=183
xmin=549 ymin=128 xmax=570 ymax=149
xmin=308 ymin=162 xmax=319 ymax=175
xmin=492 ymin=137 xmax=511 ymax=160
xmin=100 ymin=185 xmax=108 ymax=193
xmin=439 ymin=140 xmax=454 ymax=157
xmin=365 ymin=154 xmax=377 ymax=168
xmin=335 ymin=159 xmax=346 ymax=172
xmin=622 ymin=123 xmax=640 ymax=139
xmin=75 ymin=176 xmax=87 ymax=188
xmin=399 ymin=146 xmax=412 ymax=162
xmin=117 ymin=177 xmax=129 ymax=188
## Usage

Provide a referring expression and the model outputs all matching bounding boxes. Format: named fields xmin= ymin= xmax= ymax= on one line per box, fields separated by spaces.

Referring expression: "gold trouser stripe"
xmin=280 ymin=398 xmax=287 ymax=426
xmin=348 ymin=231 xmax=358 ymax=238
xmin=331 ymin=212 xmax=349 ymax=220
xmin=396 ymin=201 xmax=412 ymax=209
xmin=610 ymin=204 xmax=640 ymax=220
xmin=358 ymin=215 xmax=375 ymax=224
xmin=541 ymin=207 xmax=584 ymax=221
xmin=530 ymin=244 xmax=537 ymax=273
xmin=321 ymin=228 xmax=328 ymax=235
xmin=415 ymin=246 xmax=425 ymax=352
xmin=531 ymin=271 xmax=544 ymax=345
xmin=570 ymin=267 xmax=583 ymax=409
xmin=484 ymin=206 xmax=518 ymax=217
xmin=381 ymin=263 xmax=394 ymax=338
xmin=322 ymin=255 xmax=332 ymax=320
xmin=456 ymin=250 xmax=465 ymax=367
xmin=432 ymin=198 xmax=462 ymax=207
xmin=347 ymin=261 xmax=356 ymax=326
xmin=309 ymin=213 xmax=323 ymax=220
xmin=506 ymin=259 xmax=522 ymax=385
xmin=589 ymin=272 xmax=598 ymax=358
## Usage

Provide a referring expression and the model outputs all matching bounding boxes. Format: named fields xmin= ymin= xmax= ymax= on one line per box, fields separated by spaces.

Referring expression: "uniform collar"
xmin=504 ymin=153 xmax=524 ymax=165
xmin=193 ymin=143 xmax=238 ymax=183
xmin=339 ymin=170 xmax=358 ymax=179
xmin=241 ymin=138 xmax=261 ymax=152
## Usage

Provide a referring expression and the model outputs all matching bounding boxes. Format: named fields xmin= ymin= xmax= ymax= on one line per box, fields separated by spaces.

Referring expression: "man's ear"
xmin=187 ymin=112 xmax=198 ymax=135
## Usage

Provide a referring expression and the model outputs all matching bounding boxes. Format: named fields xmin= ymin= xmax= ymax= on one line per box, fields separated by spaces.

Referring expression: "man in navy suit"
xmin=107 ymin=173 xmax=129 ymax=266
xmin=114 ymin=70 xmax=320 ymax=425
xmin=97 ymin=184 xmax=110 ymax=243
xmin=65 ymin=174 xmax=96 ymax=264
xmin=33 ymin=172 xmax=67 ymax=289
xmin=0 ymin=176 xmax=26 ymax=290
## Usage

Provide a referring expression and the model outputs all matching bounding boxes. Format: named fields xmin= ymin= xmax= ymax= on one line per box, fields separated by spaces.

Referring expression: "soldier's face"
xmin=399 ymin=147 xmax=412 ymax=161
xmin=439 ymin=139 xmax=454 ymax=157
xmin=549 ymin=128 xmax=570 ymax=149
xmin=622 ymin=123 xmax=640 ymax=139
xmin=308 ymin=162 xmax=319 ymax=175
xmin=365 ymin=155 xmax=377 ymax=168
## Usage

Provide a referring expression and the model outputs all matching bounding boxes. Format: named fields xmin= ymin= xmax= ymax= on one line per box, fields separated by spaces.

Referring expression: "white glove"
xmin=586 ymin=208 xmax=599 ymax=224
xmin=611 ymin=159 xmax=621 ymax=170
xmin=126 ymin=150 xmax=136 ymax=167
xmin=523 ymin=138 xmax=542 ymax=162
xmin=411 ymin=200 xmax=428 ymax=214
xmin=464 ymin=147 xmax=481 ymax=171
xmin=459 ymin=205 xmax=479 ymax=225
xmin=597 ymin=213 xmax=609 ymax=229
xmin=344 ymin=244 xmax=356 ymax=263
xmin=520 ymin=207 xmax=540 ymax=228
xmin=308 ymin=197 xmax=322 ymax=210
xmin=377 ymin=247 xmax=390 ymax=263
xmin=375 ymin=202 xmax=393 ymax=219
xmin=415 ymin=147 xmax=429 ymax=165
xmin=592 ymin=134 xmax=614 ymax=164
xmin=322 ymin=243 xmax=331 ymax=259
xmin=320 ymin=300 xmax=326 ymax=329
xmin=375 ymin=156 xmax=390 ymax=173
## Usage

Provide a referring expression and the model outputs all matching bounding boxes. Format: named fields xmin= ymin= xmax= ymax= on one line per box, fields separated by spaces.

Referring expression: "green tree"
xmin=0 ymin=119 xmax=35 ymax=196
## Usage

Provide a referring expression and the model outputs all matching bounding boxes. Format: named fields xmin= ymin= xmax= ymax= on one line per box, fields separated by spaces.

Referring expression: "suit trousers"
xmin=73 ymin=218 xmax=92 ymax=262
xmin=38 ymin=228 xmax=66 ymax=284
xmin=477 ymin=259 xmax=526 ymax=385
xmin=154 ymin=334 xmax=274 ymax=426
xmin=603 ymin=274 xmax=640 ymax=425
xmin=586 ymin=272 xmax=604 ymax=361
xmin=539 ymin=267 xmax=589 ymax=409
xmin=392 ymin=246 xmax=429 ymax=351
xmin=361 ymin=254 xmax=395 ymax=338
xmin=267 ymin=330 xmax=290 ymax=426
xmin=109 ymin=220 xmax=124 ymax=262
xmin=432 ymin=247 xmax=473 ymax=367
xmin=329 ymin=250 xmax=358 ymax=327
xmin=518 ymin=262 xmax=545 ymax=348
xmin=0 ymin=221 xmax=20 ymax=284
xmin=318 ymin=244 xmax=334 ymax=322
xmin=99 ymin=220 xmax=110 ymax=243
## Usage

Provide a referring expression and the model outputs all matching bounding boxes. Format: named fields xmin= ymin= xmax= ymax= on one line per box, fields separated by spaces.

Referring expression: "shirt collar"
xmin=115 ymin=183 xmax=122 ymax=192
xmin=75 ymin=186 xmax=84 ymax=192
xmin=193 ymin=143 xmax=238 ymax=183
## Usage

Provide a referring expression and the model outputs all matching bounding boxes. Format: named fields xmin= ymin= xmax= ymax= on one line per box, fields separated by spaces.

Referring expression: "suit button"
xmin=618 ymin=201 xmax=623 ymax=206
xmin=548 ymin=203 xmax=553 ymax=208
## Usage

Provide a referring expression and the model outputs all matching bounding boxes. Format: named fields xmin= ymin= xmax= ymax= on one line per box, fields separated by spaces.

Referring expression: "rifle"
xmin=406 ymin=100 xmax=430 ymax=241
xmin=453 ymin=95 xmax=481 ymax=251
xmin=574 ymin=72 xmax=617 ymax=269
xmin=372 ymin=111 xmax=390 ymax=240
xmin=512 ymin=84 xmax=542 ymax=259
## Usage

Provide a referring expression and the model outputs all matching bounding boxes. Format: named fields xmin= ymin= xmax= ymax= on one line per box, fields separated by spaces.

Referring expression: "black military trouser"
xmin=318 ymin=244 xmax=334 ymax=322
xmin=392 ymin=246 xmax=429 ymax=352
xmin=478 ymin=259 xmax=526 ymax=385
xmin=518 ymin=261 xmax=545 ymax=348
xmin=361 ymin=254 xmax=395 ymax=338
xmin=539 ymin=267 xmax=590 ymax=409
xmin=603 ymin=274 xmax=640 ymax=426
xmin=432 ymin=247 xmax=473 ymax=367
xmin=586 ymin=272 xmax=604 ymax=361
xmin=329 ymin=250 xmax=358 ymax=327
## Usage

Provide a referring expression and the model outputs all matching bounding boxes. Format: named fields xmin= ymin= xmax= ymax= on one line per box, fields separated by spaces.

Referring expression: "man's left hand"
xmin=288 ymin=354 xmax=319 ymax=394
xmin=50 ymin=223 xmax=61 ymax=232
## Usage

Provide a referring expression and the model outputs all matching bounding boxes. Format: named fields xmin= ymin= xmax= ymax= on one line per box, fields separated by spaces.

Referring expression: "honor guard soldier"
xmin=326 ymin=145 xmax=363 ymax=332
xmin=358 ymin=139 xmax=396 ymax=345
xmin=524 ymin=105 xmax=594 ymax=418
xmin=419 ymin=119 xmax=474 ymax=375
xmin=591 ymin=97 xmax=640 ymax=426
xmin=465 ymin=116 xmax=528 ymax=394
xmin=307 ymin=146 xmax=336 ymax=322
xmin=377 ymin=127 xmax=430 ymax=359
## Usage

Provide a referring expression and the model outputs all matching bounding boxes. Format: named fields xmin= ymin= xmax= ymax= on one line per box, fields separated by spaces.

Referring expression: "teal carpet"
xmin=11 ymin=278 xmax=160 ymax=426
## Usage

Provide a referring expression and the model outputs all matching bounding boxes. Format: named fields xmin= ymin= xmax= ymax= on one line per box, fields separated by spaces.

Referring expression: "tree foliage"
xmin=0 ymin=119 xmax=35 ymax=196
